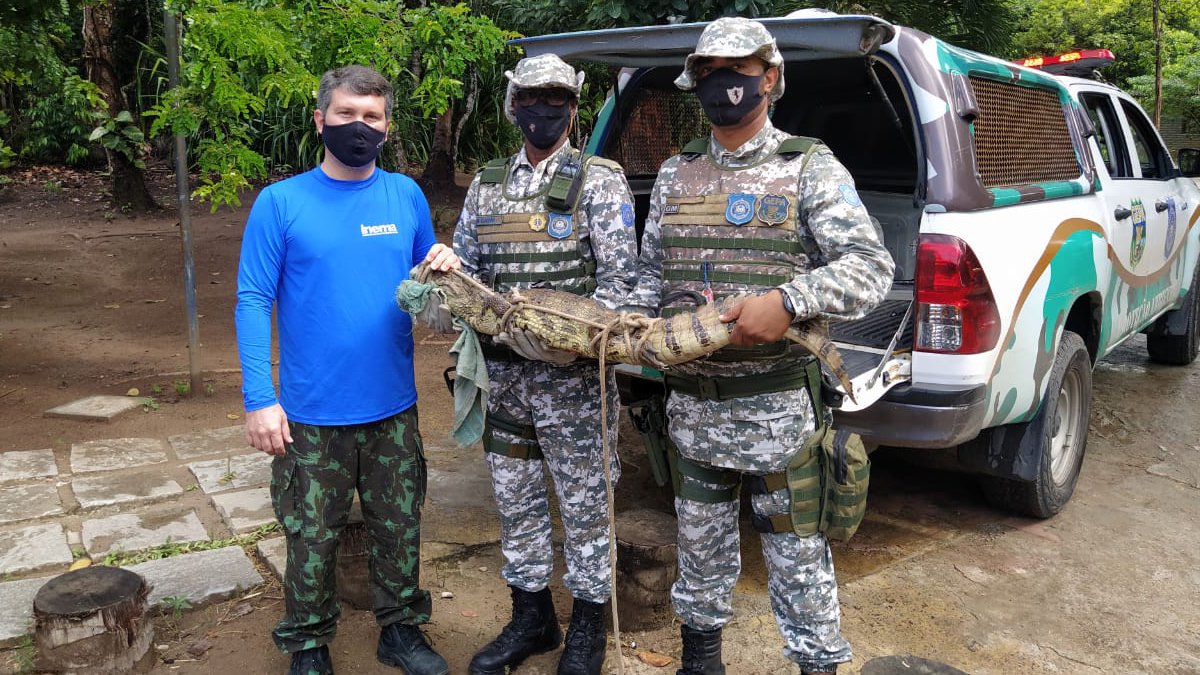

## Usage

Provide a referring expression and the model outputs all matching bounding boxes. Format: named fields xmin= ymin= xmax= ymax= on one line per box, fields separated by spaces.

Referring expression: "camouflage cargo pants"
xmin=270 ymin=406 xmax=432 ymax=654
xmin=485 ymin=359 xmax=620 ymax=603
xmin=666 ymin=387 xmax=852 ymax=672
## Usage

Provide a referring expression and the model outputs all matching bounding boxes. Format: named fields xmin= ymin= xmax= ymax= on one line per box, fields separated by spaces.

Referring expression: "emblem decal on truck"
xmin=1130 ymin=198 xmax=1147 ymax=266
xmin=1164 ymin=197 xmax=1177 ymax=258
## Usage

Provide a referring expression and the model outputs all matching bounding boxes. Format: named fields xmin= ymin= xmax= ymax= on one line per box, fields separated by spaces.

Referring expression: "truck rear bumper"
xmin=833 ymin=383 xmax=987 ymax=448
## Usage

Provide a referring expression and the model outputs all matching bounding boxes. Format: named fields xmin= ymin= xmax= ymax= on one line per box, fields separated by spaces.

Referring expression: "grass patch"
xmin=100 ymin=522 xmax=279 ymax=567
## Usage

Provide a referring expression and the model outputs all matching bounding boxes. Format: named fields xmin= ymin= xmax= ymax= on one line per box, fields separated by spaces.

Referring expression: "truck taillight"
xmin=915 ymin=234 xmax=1001 ymax=354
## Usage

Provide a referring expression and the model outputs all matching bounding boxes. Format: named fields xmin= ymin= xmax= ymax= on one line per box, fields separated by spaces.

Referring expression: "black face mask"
xmin=514 ymin=102 xmax=571 ymax=150
xmin=321 ymin=120 xmax=386 ymax=168
xmin=696 ymin=68 xmax=766 ymax=127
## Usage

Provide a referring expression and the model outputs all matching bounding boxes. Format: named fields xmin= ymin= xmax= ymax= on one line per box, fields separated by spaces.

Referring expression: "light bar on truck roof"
xmin=1014 ymin=49 xmax=1115 ymax=77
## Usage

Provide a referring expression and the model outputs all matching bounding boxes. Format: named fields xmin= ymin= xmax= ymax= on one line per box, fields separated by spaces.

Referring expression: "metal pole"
xmin=164 ymin=10 xmax=202 ymax=395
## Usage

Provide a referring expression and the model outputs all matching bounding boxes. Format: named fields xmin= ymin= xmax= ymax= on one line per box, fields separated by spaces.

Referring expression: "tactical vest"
xmin=475 ymin=149 xmax=621 ymax=296
xmin=660 ymin=135 xmax=822 ymax=363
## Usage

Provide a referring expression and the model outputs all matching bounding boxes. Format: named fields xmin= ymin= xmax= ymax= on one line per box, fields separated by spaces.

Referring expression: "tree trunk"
xmin=1153 ymin=0 xmax=1162 ymax=127
xmin=33 ymin=566 xmax=155 ymax=674
xmin=615 ymin=508 xmax=678 ymax=631
xmin=83 ymin=0 xmax=157 ymax=213
xmin=421 ymin=107 xmax=457 ymax=191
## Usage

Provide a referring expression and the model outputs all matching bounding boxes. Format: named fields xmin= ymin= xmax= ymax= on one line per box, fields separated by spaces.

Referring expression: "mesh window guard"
xmin=609 ymin=88 xmax=710 ymax=176
xmin=969 ymin=76 xmax=1080 ymax=188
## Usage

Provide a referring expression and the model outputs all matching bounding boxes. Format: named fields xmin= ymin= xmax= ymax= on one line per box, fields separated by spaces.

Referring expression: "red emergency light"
xmin=1015 ymin=49 xmax=1115 ymax=77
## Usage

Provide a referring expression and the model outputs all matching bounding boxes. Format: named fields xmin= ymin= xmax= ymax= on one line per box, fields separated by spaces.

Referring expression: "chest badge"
xmin=529 ymin=213 xmax=548 ymax=232
xmin=547 ymin=213 xmax=574 ymax=239
xmin=758 ymin=194 xmax=790 ymax=225
xmin=725 ymin=193 xmax=756 ymax=226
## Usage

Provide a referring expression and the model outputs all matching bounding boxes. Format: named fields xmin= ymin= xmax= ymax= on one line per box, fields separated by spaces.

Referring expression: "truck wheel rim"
xmin=1049 ymin=367 xmax=1084 ymax=485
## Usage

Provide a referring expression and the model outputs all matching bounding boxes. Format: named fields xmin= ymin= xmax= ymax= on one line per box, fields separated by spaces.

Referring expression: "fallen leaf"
xmin=126 ymin=387 xmax=140 ymax=397
xmin=461 ymin=609 xmax=478 ymax=618
xmin=226 ymin=413 xmax=240 ymax=420
xmin=226 ymin=603 xmax=254 ymax=620
xmin=69 ymin=558 xmax=92 ymax=571
xmin=142 ymin=298 xmax=166 ymax=304
xmin=103 ymin=303 xmax=120 ymax=309
xmin=637 ymin=651 xmax=673 ymax=667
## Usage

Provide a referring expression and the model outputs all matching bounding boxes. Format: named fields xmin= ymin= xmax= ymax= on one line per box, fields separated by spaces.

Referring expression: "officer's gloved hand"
xmin=415 ymin=300 xmax=454 ymax=334
xmin=497 ymin=328 xmax=577 ymax=366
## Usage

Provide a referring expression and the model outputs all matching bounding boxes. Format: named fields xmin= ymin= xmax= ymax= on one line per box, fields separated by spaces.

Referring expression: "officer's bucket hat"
xmin=675 ymin=16 xmax=785 ymax=102
xmin=504 ymin=53 xmax=586 ymax=122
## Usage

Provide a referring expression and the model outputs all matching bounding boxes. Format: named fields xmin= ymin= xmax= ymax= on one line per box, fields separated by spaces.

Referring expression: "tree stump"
xmin=32 ymin=566 xmax=155 ymax=674
xmin=336 ymin=507 xmax=371 ymax=611
xmin=615 ymin=508 xmax=678 ymax=631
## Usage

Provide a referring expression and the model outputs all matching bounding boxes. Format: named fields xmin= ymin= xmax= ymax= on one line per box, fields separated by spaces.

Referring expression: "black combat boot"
xmin=469 ymin=586 xmax=563 ymax=674
xmin=556 ymin=598 xmax=608 ymax=675
xmin=288 ymin=645 xmax=333 ymax=675
xmin=377 ymin=623 xmax=449 ymax=675
xmin=676 ymin=624 xmax=725 ymax=675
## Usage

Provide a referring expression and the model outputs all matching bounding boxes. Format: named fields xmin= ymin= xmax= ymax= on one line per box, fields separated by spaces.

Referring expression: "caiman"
xmin=399 ymin=261 xmax=856 ymax=401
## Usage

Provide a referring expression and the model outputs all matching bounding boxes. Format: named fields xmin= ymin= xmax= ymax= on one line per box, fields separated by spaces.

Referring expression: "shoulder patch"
xmin=620 ymin=203 xmax=635 ymax=228
xmin=838 ymin=184 xmax=862 ymax=207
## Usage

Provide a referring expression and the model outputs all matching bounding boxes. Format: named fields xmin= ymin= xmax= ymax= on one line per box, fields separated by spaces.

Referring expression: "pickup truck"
xmin=513 ymin=12 xmax=1200 ymax=518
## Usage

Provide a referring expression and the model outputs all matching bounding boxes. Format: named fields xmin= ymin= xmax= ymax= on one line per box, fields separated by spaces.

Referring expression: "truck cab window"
xmin=1120 ymin=99 xmax=1168 ymax=180
xmin=1080 ymin=92 xmax=1131 ymax=178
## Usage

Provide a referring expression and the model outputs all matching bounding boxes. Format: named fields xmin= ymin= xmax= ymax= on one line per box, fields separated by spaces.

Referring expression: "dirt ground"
xmin=2 ymin=167 xmax=1199 ymax=674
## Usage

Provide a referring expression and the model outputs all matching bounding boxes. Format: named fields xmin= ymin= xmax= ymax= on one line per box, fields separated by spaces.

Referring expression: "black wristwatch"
xmin=779 ymin=290 xmax=797 ymax=319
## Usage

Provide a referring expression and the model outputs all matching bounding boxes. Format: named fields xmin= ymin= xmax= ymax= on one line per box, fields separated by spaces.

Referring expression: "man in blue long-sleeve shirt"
xmin=235 ymin=64 xmax=458 ymax=675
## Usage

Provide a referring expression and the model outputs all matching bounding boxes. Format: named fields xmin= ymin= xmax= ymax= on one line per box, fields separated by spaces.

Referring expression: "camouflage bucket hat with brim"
xmin=675 ymin=16 xmax=786 ymax=101
xmin=504 ymin=53 xmax=586 ymax=122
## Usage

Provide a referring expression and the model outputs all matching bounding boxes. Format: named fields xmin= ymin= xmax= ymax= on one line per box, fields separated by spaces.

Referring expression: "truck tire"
xmin=1146 ymin=271 xmax=1200 ymax=365
xmin=979 ymin=331 xmax=1091 ymax=518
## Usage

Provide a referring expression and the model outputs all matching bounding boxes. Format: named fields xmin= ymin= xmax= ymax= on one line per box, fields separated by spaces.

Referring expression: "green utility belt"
xmin=664 ymin=360 xmax=818 ymax=401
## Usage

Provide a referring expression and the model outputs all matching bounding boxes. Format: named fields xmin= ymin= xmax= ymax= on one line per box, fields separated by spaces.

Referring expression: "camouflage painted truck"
xmin=513 ymin=12 xmax=1200 ymax=518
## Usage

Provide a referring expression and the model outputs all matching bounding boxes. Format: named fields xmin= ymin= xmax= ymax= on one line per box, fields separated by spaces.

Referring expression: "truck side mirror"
xmin=1179 ymin=148 xmax=1200 ymax=177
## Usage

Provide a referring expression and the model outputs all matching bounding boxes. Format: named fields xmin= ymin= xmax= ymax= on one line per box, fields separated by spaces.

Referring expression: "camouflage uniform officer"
xmin=452 ymin=53 xmax=639 ymax=675
xmin=629 ymin=18 xmax=895 ymax=675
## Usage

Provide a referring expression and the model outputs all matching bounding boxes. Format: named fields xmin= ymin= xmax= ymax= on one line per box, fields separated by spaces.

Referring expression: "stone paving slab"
xmin=44 ymin=395 xmax=143 ymax=422
xmin=70 ymin=438 xmax=168 ymax=474
xmin=0 ymin=483 xmax=64 ymax=525
xmin=82 ymin=508 xmax=209 ymax=557
xmin=72 ymin=470 xmax=184 ymax=510
xmin=188 ymin=452 xmax=272 ymax=494
xmin=256 ymin=536 xmax=287 ymax=580
xmin=128 ymin=546 xmax=264 ymax=607
xmin=0 ymin=449 xmax=57 ymax=483
xmin=0 ymin=523 xmax=73 ymax=575
xmin=0 ymin=575 xmax=51 ymax=648
xmin=211 ymin=487 xmax=276 ymax=534
xmin=168 ymin=425 xmax=251 ymax=461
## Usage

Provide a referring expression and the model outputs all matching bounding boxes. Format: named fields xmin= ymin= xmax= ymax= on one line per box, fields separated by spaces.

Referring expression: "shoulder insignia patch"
xmin=620 ymin=203 xmax=635 ymax=228
xmin=838 ymin=184 xmax=862 ymax=207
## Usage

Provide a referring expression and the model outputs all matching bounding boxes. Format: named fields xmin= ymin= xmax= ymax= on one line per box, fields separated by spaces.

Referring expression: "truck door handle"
xmin=1114 ymin=206 xmax=1132 ymax=221
xmin=1155 ymin=200 xmax=1169 ymax=213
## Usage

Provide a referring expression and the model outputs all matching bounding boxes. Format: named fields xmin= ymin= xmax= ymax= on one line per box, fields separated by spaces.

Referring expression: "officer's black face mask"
xmin=695 ymin=68 xmax=766 ymax=127
xmin=321 ymin=120 xmax=387 ymax=168
xmin=515 ymin=102 xmax=571 ymax=150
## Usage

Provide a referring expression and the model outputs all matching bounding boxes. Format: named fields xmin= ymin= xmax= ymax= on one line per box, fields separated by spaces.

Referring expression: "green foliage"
xmin=145 ymin=1 xmax=515 ymax=209
xmin=161 ymin=594 xmax=192 ymax=619
xmin=1010 ymin=0 xmax=1200 ymax=122
xmin=0 ymin=111 xmax=15 ymax=169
